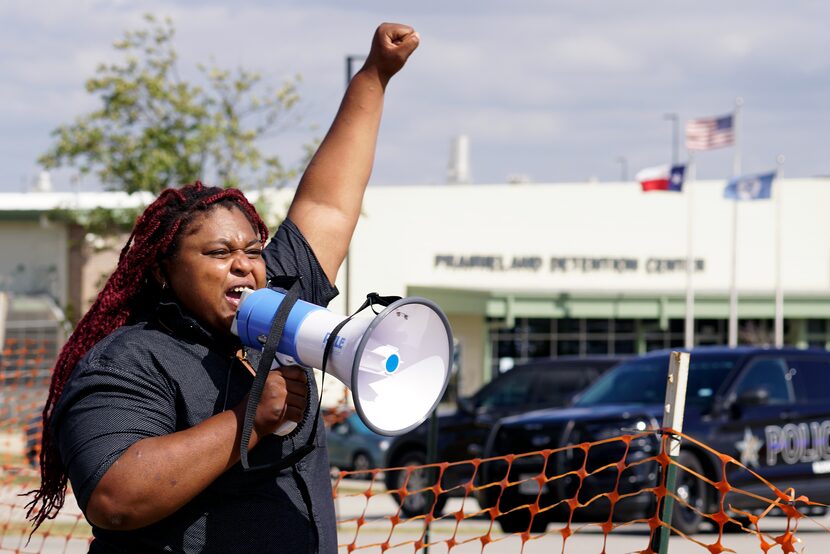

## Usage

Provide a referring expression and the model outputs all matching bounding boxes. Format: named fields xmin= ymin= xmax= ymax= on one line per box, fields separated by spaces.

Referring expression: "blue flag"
xmin=667 ymin=164 xmax=685 ymax=192
xmin=723 ymin=171 xmax=776 ymax=201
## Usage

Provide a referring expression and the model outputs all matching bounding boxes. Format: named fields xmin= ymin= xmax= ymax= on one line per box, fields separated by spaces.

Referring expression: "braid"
xmin=25 ymin=181 xmax=268 ymax=529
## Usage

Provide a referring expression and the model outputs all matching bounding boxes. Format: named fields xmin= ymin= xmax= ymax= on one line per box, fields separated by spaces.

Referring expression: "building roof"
xmin=0 ymin=191 xmax=156 ymax=214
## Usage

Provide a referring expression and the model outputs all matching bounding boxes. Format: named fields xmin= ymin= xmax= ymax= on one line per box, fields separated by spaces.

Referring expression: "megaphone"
xmin=231 ymin=288 xmax=453 ymax=436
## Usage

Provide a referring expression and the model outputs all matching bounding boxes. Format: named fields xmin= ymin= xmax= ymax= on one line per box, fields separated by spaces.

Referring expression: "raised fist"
xmin=365 ymin=22 xmax=420 ymax=83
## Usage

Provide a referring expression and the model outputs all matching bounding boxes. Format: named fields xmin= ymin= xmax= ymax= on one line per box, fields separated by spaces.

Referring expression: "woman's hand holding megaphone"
xmin=245 ymin=365 xmax=308 ymax=443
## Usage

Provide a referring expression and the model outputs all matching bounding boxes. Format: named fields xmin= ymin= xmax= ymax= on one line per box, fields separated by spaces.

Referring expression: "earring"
xmin=161 ymin=281 xmax=168 ymax=290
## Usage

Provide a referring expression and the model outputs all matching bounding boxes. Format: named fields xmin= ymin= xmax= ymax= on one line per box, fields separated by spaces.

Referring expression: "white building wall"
xmin=0 ymin=220 xmax=68 ymax=305
xmin=1 ymin=181 xmax=827 ymax=405
xmin=329 ymin=178 xmax=830 ymax=313
xmin=4 ymin=181 xmax=826 ymax=317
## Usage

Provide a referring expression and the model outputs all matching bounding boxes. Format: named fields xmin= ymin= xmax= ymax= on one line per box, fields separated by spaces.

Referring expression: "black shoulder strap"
xmin=240 ymin=277 xmax=302 ymax=471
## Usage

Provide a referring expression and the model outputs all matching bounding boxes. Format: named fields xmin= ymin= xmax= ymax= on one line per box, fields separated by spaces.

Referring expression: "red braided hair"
xmin=26 ymin=181 xmax=269 ymax=530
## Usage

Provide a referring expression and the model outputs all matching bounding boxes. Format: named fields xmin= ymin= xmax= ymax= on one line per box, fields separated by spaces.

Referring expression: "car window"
xmin=477 ymin=370 xmax=536 ymax=411
xmin=787 ymin=357 xmax=830 ymax=403
xmin=732 ymin=357 xmax=792 ymax=405
xmin=575 ymin=354 xmax=737 ymax=407
xmin=533 ymin=369 xmax=597 ymax=406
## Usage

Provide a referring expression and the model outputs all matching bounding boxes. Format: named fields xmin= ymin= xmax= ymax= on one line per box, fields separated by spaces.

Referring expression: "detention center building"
xmin=1 ymin=178 xmax=828 ymax=399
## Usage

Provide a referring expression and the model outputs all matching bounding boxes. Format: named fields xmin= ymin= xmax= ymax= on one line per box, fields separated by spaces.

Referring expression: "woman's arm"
xmin=287 ymin=22 xmax=419 ymax=283
xmin=85 ymin=366 xmax=307 ymax=530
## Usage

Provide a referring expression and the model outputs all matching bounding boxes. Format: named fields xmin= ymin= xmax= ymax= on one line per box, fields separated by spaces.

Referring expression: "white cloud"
xmin=1 ymin=0 xmax=829 ymax=188
xmin=546 ymin=35 xmax=641 ymax=73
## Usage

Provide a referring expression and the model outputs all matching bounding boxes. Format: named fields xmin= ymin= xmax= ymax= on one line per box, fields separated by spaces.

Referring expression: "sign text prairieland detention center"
xmin=434 ymin=254 xmax=706 ymax=274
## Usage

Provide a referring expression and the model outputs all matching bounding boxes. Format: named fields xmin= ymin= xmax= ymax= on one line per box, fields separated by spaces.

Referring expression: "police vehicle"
xmin=382 ymin=356 xmax=625 ymax=517
xmin=476 ymin=347 xmax=830 ymax=534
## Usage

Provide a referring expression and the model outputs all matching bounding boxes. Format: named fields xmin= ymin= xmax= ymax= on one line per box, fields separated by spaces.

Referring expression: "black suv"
xmin=383 ymin=356 xmax=625 ymax=517
xmin=477 ymin=347 xmax=830 ymax=534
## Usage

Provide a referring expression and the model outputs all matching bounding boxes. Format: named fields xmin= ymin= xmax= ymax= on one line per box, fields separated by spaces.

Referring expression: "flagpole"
xmin=774 ymin=155 xmax=785 ymax=347
xmin=728 ymin=97 xmax=743 ymax=347
xmin=684 ymin=155 xmax=696 ymax=349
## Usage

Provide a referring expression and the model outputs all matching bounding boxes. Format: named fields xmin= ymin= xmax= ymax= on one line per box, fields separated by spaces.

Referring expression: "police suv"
xmin=476 ymin=347 xmax=830 ymax=534
xmin=384 ymin=356 xmax=624 ymax=517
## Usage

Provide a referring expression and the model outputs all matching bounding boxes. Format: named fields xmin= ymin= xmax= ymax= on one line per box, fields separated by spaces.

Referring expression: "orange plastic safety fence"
xmin=2 ymin=429 xmax=828 ymax=552
xmin=3 ymin=339 xmax=829 ymax=553
xmin=0 ymin=467 xmax=91 ymax=553
xmin=333 ymin=430 xmax=829 ymax=553
xmin=1 ymin=338 xmax=89 ymax=553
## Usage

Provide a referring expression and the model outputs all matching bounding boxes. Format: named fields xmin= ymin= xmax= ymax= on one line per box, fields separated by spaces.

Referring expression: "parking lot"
xmin=3 ymin=472 xmax=829 ymax=554
xmin=334 ymin=485 xmax=830 ymax=553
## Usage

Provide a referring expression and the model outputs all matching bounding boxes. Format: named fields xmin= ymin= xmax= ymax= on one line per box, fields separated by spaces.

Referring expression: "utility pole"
xmin=663 ymin=113 xmax=679 ymax=166
xmin=616 ymin=156 xmax=628 ymax=182
xmin=343 ymin=55 xmax=366 ymax=314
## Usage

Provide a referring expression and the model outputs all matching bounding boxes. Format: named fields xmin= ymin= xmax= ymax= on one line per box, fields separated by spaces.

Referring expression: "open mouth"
xmin=225 ymin=286 xmax=252 ymax=308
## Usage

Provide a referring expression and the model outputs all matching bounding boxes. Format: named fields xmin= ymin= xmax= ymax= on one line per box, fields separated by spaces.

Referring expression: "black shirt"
xmin=53 ymin=219 xmax=339 ymax=553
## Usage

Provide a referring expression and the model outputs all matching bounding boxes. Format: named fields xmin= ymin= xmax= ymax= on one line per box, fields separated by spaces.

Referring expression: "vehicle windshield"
xmin=574 ymin=353 xmax=738 ymax=408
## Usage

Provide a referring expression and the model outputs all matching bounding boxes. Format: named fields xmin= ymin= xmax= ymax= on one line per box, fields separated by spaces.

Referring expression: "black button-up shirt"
xmin=53 ymin=219 xmax=339 ymax=553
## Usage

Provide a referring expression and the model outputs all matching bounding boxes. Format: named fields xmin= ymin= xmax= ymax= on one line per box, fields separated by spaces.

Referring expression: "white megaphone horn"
xmin=231 ymin=287 xmax=453 ymax=436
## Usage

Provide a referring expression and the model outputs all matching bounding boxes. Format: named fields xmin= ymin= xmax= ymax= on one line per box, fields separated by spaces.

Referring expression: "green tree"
xmin=39 ymin=13 xmax=311 ymax=194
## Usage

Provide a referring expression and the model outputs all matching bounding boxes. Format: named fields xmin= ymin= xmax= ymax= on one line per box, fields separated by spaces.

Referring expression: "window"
xmin=557 ymin=340 xmax=580 ymax=356
xmin=696 ymin=319 xmax=726 ymax=346
xmin=575 ymin=354 xmax=737 ymax=408
xmin=641 ymin=318 xmax=684 ymax=351
xmin=476 ymin=370 xmax=537 ymax=411
xmin=332 ymin=421 xmax=350 ymax=436
xmin=733 ymin=358 xmax=792 ymax=405
xmin=807 ymin=319 xmax=827 ymax=334
xmin=787 ymin=358 xmax=830 ymax=403
xmin=533 ymin=369 xmax=597 ymax=407
xmin=805 ymin=319 xmax=829 ymax=349
xmin=488 ymin=317 xmax=642 ymax=374
xmin=613 ymin=339 xmax=637 ymax=354
xmin=557 ymin=319 xmax=580 ymax=333
xmin=495 ymin=337 xmax=520 ymax=360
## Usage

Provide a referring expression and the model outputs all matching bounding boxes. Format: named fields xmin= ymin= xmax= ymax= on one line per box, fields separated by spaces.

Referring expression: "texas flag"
xmin=636 ymin=164 xmax=686 ymax=192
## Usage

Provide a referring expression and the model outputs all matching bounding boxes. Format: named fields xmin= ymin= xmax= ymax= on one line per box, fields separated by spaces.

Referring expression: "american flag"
xmin=685 ymin=114 xmax=734 ymax=150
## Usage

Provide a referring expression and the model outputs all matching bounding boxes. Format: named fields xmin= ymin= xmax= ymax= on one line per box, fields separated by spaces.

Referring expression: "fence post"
xmin=656 ymin=351 xmax=691 ymax=554
xmin=423 ymin=407 xmax=439 ymax=553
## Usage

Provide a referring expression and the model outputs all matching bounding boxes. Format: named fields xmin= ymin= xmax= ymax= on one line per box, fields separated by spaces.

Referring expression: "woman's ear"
xmin=151 ymin=264 xmax=167 ymax=290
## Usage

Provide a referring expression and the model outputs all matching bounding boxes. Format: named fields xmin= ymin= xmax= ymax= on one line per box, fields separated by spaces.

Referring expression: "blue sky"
xmin=1 ymin=0 xmax=828 ymax=192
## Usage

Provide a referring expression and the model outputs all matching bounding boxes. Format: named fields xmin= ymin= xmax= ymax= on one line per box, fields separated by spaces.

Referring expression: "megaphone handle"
xmin=240 ymin=277 xmax=302 ymax=471
xmin=274 ymin=420 xmax=298 ymax=436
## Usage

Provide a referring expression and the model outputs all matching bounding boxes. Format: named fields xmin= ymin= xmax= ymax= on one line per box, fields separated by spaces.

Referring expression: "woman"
xmin=27 ymin=22 xmax=420 ymax=553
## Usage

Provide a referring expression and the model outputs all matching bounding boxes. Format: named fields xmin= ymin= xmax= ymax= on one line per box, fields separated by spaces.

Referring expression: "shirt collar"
xmin=154 ymin=299 xmax=240 ymax=354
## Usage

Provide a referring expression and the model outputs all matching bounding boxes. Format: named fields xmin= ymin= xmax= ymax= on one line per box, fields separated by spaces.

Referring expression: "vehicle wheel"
xmin=386 ymin=451 xmax=447 ymax=518
xmin=671 ymin=451 xmax=708 ymax=535
xmin=351 ymin=452 xmax=372 ymax=476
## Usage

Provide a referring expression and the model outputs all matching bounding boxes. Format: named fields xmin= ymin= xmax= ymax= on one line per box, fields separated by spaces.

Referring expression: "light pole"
xmin=663 ymin=113 xmax=679 ymax=166
xmin=616 ymin=156 xmax=628 ymax=182
xmin=346 ymin=55 xmax=366 ymax=89
xmin=343 ymin=55 xmax=366 ymax=314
